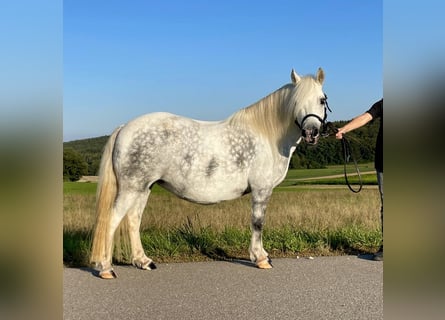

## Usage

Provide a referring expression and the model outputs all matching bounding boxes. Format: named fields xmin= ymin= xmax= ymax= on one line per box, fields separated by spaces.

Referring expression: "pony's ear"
xmin=316 ymin=68 xmax=325 ymax=85
xmin=291 ymin=69 xmax=301 ymax=84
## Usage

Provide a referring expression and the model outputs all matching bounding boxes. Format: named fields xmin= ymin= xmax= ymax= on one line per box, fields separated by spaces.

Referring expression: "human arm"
xmin=335 ymin=112 xmax=373 ymax=139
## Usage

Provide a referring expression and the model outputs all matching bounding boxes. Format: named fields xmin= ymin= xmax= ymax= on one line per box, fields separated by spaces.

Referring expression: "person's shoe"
xmin=373 ymin=246 xmax=383 ymax=261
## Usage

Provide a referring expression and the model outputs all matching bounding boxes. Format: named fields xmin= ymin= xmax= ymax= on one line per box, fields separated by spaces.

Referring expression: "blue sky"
xmin=64 ymin=0 xmax=382 ymax=141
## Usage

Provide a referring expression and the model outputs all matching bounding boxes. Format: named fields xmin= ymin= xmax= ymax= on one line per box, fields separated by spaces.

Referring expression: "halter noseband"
xmin=294 ymin=93 xmax=332 ymax=131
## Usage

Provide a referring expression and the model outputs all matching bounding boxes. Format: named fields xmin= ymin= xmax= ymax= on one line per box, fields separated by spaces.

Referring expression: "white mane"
xmin=228 ymin=74 xmax=320 ymax=147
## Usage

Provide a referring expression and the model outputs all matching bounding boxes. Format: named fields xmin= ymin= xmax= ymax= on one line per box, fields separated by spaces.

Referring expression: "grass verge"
xmin=64 ymin=187 xmax=382 ymax=267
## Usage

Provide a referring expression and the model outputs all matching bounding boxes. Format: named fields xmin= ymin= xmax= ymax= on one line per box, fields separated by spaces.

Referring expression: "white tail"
xmin=90 ymin=125 xmax=126 ymax=265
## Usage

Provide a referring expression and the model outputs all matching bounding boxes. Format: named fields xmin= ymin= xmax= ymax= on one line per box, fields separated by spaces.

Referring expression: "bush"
xmin=63 ymin=147 xmax=88 ymax=181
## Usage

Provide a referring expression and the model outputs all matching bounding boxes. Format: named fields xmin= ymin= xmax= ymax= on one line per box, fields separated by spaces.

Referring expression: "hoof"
xmin=141 ymin=261 xmax=157 ymax=270
xmin=99 ymin=269 xmax=117 ymax=279
xmin=257 ymin=258 xmax=273 ymax=269
xmin=134 ymin=259 xmax=157 ymax=270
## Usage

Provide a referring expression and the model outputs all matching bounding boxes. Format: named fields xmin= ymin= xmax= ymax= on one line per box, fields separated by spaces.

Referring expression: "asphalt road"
xmin=64 ymin=256 xmax=382 ymax=320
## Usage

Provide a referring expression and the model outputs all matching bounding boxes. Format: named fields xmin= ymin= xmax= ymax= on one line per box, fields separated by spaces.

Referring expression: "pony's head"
xmin=291 ymin=68 xmax=329 ymax=145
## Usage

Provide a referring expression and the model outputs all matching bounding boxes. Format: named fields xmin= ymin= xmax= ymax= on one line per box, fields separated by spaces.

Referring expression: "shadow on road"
xmin=76 ymin=266 xmax=101 ymax=277
xmin=68 ymin=247 xmax=258 ymax=279
xmin=200 ymin=247 xmax=257 ymax=268
xmin=357 ymin=253 xmax=375 ymax=261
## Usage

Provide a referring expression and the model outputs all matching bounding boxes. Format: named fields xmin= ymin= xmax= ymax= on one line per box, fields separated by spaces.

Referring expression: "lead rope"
xmin=341 ymin=136 xmax=362 ymax=193
xmin=323 ymin=122 xmax=363 ymax=193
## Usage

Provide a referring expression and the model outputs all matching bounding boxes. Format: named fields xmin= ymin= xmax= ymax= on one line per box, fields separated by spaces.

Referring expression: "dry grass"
xmin=64 ymin=162 xmax=382 ymax=266
xmin=63 ymin=194 xmax=96 ymax=233
xmin=64 ymin=179 xmax=382 ymax=269
xmin=64 ymin=187 xmax=381 ymax=266
xmin=64 ymin=187 xmax=380 ymax=234
xmin=144 ymin=188 xmax=380 ymax=231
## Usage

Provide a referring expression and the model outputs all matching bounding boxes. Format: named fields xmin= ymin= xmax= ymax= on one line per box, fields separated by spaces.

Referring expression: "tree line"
xmin=63 ymin=120 xmax=379 ymax=181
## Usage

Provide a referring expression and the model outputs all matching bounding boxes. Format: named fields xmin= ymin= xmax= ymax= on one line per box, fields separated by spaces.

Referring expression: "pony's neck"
xmin=228 ymin=84 xmax=300 ymax=149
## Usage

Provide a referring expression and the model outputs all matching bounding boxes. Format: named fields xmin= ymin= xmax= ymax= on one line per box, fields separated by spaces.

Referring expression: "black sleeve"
xmin=366 ymin=99 xmax=383 ymax=119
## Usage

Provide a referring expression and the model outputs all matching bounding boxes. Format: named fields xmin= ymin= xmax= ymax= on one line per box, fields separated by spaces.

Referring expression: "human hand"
xmin=335 ymin=129 xmax=345 ymax=139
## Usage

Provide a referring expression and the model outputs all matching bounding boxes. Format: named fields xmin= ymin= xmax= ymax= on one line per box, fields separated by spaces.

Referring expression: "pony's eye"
xmin=320 ymin=93 xmax=328 ymax=105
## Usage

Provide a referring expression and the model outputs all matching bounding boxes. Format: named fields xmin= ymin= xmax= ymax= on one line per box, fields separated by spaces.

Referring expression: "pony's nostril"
xmin=313 ymin=128 xmax=319 ymax=137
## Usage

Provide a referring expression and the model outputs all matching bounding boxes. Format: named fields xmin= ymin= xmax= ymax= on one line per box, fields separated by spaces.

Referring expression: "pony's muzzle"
xmin=302 ymin=127 xmax=320 ymax=144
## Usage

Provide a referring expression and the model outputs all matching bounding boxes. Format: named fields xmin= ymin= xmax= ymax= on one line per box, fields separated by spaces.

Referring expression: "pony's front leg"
xmin=249 ymin=189 xmax=273 ymax=269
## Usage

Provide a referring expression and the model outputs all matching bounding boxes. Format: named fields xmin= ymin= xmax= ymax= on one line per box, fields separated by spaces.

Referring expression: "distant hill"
xmin=63 ymin=120 xmax=379 ymax=175
xmin=64 ymin=136 xmax=109 ymax=175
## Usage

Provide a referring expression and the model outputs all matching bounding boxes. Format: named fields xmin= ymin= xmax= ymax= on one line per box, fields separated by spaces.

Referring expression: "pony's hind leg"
xmin=98 ymin=190 xmax=144 ymax=279
xmin=126 ymin=190 xmax=157 ymax=270
xmin=97 ymin=207 xmax=127 ymax=279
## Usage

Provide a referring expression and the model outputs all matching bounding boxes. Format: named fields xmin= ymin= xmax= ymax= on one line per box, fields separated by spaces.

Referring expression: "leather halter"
xmin=294 ymin=93 xmax=331 ymax=131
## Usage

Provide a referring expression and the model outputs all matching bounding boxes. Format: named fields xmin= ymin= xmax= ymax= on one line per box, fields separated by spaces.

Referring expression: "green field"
xmin=63 ymin=164 xmax=381 ymax=267
xmin=64 ymin=163 xmax=377 ymax=194
xmin=284 ymin=163 xmax=375 ymax=180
